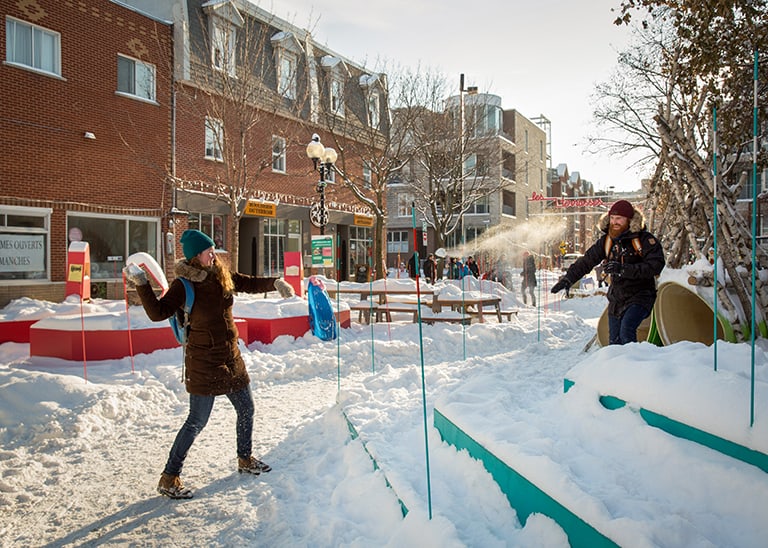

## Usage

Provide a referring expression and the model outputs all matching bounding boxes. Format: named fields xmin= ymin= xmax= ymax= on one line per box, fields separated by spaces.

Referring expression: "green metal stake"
xmin=750 ymin=49 xmax=758 ymax=427
xmin=411 ymin=203 xmax=433 ymax=520
xmin=368 ymin=238 xmax=376 ymax=372
xmin=713 ymin=105 xmax=719 ymax=372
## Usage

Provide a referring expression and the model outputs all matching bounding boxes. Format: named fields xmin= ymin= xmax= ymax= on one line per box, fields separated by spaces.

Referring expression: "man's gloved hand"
xmin=551 ymin=277 xmax=571 ymax=294
xmin=603 ymin=261 xmax=623 ymax=278
xmin=274 ymin=278 xmax=295 ymax=298
xmin=122 ymin=264 xmax=148 ymax=286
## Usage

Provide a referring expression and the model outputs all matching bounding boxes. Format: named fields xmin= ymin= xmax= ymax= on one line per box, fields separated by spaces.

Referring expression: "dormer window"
xmin=330 ymin=77 xmax=344 ymax=116
xmin=212 ymin=20 xmax=236 ymax=75
xmin=271 ymin=31 xmax=302 ymax=101
xmin=204 ymin=2 xmax=243 ymax=76
xmin=359 ymin=73 xmax=382 ymax=130
xmin=321 ymin=56 xmax=347 ymax=117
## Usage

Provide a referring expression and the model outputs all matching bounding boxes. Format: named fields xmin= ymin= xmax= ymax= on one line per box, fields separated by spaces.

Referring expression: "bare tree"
xmin=315 ymin=62 xmax=404 ymax=280
xmin=391 ymin=68 xmax=516 ymax=253
xmin=172 ymin=7 xmax=308 ymax=268
xmin=595 ymin=1 xmax=768 ymax=338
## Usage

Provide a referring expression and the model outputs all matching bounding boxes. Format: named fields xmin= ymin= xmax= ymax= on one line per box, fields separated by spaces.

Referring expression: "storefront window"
xmin=67 ymin=214 xmax=159 ymax=279
xmin=262 ymin=218 xmax=286 ymax=276
xmin=0 ymin=206 xmax=50 ymax=281
xmin=349 ymin=226 xmax=371 ymax=277
xmin=188 ymin=213 xmax=226 ymax=249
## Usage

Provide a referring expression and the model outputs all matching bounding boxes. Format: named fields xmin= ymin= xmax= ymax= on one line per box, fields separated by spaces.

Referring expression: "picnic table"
xmin=325 ymin=284 xmax=446 ymax=324
xmin=432 ymin=294 xmax=503 ymax=323
xmin=324 ymin=283 xmax=503 ymax=325
xmin=325 ymin=286 xmax=435 ymax=305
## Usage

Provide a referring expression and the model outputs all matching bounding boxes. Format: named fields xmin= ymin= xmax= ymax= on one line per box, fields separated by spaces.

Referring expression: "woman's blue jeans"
xmin=608 ymin=304 xmax=651 ymax=345
xmin=163 ymin=385 xmax=254 ymax=476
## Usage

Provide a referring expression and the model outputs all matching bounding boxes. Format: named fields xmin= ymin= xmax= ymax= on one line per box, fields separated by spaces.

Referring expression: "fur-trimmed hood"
xmin=597 ymin=205 xmax=646 ymax=234
xmin=174 ymin=260 xmax=209 ymax=283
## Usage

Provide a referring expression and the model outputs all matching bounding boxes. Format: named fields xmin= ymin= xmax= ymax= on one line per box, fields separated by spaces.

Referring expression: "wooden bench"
xmin=379 ymin=304 xmax=424 ymax=323
xmin=349 ymin=301 xmax=380 ymax=324
xmin=499 ymin=309 xmax=518 ymax=322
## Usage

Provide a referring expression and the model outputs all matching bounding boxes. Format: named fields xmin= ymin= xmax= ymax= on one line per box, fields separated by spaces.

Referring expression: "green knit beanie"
xmin=181 ymin=229 xmax=215 ymax=260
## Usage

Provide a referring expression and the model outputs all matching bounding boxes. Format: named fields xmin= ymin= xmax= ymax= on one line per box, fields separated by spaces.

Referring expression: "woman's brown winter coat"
xmin=136 ymin=261 xmax=278 ymax=396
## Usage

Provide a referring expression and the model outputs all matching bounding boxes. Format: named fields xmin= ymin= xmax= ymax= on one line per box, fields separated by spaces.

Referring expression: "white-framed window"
xmin=205 ymin=117 xmax=224 ymax=161
xmin=277 ymin=50 xmax=297 ymax=100
xmin=117 ymin=54 xmax=156 ymax=102
xmin=368 ymin=91 xmax=380 ymax=129
xmin=323 ymin=164 xmax=336 ymax=184
xmin=330 ymin=76 xmax=344 ymax=117
xmin=0 ymin=206 xmax=51 ymax=282
xmin=387 ymin=230 xmax=410 ymax=254
xmin=211 ymin=19 xmax=236 ymax=75
xmin=362 ymin=162 xmax=372 ymax=187
xmin=5 ymin=17 xmax=61 ymax=76
xmin=349 ymin=226 xmax=371 ymax=276
xmin=262 ymin=218 xmax=286 ymax=276
xmin=397 ymin=193 xmax=414 ymax=217
xmin=468 ymin=196 xmax=490 ymax=214
xmin=272 ymin=136 xmax=286 ymax=173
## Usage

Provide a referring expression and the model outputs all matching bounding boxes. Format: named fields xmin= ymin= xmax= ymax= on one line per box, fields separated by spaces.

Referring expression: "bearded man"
xmin=551 ymin=200 xmax=665 ymax=345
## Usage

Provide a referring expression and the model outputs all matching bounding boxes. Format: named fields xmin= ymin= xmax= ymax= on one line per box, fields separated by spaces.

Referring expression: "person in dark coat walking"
xmin=423 ymin=253 xmax=437 ymax=284
xmin=520 ymin=251 xmax=537 ymax=306
xmin=407 ymin=253 xmax=418 ymax=278
xmin=124 ymin=229 xmax=294 ymax=499
xmin=551 ymin=200 xmax=665 ymax=344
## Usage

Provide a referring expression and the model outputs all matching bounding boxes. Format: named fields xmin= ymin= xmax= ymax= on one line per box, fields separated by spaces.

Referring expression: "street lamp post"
xmin=459 ymin=74 xmax=477 ymax=250
xmin=306 ymin=134 xmax=338 ymax=235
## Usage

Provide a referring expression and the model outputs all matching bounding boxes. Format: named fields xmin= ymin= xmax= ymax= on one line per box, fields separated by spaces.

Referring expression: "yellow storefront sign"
xmin=354 ymin=214 xmax=374 ymax=227
xmin=244 ymin=201 xmax=276 ymax=217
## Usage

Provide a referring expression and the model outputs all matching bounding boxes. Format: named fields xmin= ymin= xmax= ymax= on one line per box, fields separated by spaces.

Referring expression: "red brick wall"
xmin=1 ymin=0 xmax=173 ymax=287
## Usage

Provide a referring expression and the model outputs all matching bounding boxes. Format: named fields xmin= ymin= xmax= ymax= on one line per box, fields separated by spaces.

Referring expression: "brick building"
xmin=1 ymin=0 xmax=387 ymax=306
xmin=1 ymin=0 xmax=173 ymax=305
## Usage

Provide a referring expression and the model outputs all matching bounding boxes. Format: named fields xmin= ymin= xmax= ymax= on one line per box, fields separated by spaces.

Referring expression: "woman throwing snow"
xmin=124 ymin=229 xmax=294 ymax=499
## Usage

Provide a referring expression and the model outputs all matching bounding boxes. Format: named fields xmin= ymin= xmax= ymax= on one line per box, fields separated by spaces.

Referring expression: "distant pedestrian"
xmin=520 ymin=251 xmax=537 ymax=306
xmin=467 ymin=256 xmax=480 ymax=278
xmin=423 ymin=253 xmax=437 ymax=284
xmin=407 ymin=253 xmax=418 ymax=278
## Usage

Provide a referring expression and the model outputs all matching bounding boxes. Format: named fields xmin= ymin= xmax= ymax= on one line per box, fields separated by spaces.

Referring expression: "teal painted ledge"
xmin=433 ymin=408 xmax=619 ymax=548
xmin=342 ymin=410 xmax=409 ymax=517
xmin=565 ymin=379 xmax=768 ymax=474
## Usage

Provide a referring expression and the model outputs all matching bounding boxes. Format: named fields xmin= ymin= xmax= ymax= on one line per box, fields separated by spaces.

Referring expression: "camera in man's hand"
xmin=603 ymin=261 xmax=623 ymax=278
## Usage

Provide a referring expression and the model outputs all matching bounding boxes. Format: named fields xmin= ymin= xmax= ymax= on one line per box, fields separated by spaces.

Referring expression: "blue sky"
xmin=263 ymin=0 xmax=646 ymax=192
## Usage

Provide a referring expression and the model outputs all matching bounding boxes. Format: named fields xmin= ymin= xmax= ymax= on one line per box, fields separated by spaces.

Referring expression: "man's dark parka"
xmin=561 ymin=206 xmax=665 ymax=317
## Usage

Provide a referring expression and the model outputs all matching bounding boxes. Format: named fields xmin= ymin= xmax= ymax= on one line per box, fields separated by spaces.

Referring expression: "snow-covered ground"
xmin=1 ymin=270 xmax=767 ymax=547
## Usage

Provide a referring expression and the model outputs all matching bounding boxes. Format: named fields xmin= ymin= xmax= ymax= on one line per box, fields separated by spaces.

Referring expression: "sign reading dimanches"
xmin=0 ymin=234 xmax=45 ymax=272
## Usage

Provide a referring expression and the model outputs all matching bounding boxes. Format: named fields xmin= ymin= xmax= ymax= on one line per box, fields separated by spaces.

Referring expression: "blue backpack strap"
xmin=178 ymin=277 xmax=194 ymax=315
xmin=169 ymin=277 xmax=195 ymax=346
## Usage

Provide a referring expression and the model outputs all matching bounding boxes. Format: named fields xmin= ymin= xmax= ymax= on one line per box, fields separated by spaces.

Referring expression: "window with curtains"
xmin=5 ymin=17 xmax=61 ymax=76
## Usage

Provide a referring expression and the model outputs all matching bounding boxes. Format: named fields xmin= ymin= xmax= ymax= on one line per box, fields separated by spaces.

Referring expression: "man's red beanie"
xmin=608 ymin=200 xmax=634 ymax=219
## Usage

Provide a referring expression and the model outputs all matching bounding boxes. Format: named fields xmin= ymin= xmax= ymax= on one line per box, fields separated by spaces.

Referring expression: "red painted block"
xmin=0 ymin=319 xmax=38 ymax=343
xmin=239 ymin=310 xmax=350 ymax=344
xmin=29 ymin=319 xmax=248 ymax=362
